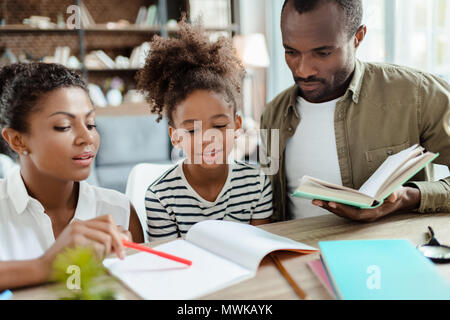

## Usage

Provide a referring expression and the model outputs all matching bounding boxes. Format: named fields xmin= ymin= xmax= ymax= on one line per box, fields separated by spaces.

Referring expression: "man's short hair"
xmin=282 ymin=0 xmax=363 ymax=37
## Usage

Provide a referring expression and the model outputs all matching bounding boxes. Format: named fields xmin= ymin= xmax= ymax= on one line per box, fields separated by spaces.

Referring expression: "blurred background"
xmin=0 ymin=0 xmax=449 ymax=193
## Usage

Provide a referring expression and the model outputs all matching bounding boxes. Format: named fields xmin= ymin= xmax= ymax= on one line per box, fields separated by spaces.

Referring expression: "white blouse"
xmin=0 ymin=168 xmax=130 ymax=261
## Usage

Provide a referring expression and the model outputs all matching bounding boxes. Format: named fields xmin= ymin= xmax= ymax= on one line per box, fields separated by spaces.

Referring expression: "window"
xmin=358 ymin=0 xmax=450 ymax=81
xmin=357 ymin=0 xmax=386 ymax=63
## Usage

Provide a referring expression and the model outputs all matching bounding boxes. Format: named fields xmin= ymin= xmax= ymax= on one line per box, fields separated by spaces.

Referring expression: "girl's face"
xmin=169 ymin=90 xmax=242 ymax=169
xmin=22 ymin=87 xmax=100 ymax=182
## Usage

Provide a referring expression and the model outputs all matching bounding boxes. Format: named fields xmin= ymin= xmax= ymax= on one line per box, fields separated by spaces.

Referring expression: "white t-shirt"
xmin=285 ymin=96 xmax=343 ymax=219
xmin=145 ymin=161 xmax=273 ymax=241
xmin=0 ymin=168 xmax=131 ymax=261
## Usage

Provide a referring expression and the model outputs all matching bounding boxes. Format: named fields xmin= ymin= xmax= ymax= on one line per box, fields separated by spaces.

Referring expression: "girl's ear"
xmin=168 ymin=126 xmax=183 ymax=148
xmin=234 ymin=114 xmax=243 ymax=138
xmin=1 ymin=128 xmax=28 ymax=155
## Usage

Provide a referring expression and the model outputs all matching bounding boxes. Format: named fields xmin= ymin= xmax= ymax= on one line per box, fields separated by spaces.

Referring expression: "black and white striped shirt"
xmin=145 ymin=161 xmax=273 ymax=241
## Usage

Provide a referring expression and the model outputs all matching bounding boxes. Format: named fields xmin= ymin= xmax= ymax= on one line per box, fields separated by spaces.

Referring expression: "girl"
xmin=0 ymin=62 xmax=143 ymax=290
xmin=137 ymin=20 xmax=273 ymax=241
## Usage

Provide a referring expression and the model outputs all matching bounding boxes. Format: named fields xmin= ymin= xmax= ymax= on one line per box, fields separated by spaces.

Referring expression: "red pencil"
xmin=122 ymin=239 xmax=192 ymax=267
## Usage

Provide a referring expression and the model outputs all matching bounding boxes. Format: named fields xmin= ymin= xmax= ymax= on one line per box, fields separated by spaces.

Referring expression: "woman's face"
xmin=169 ymin=89 xmax=241 ymax=169
xmin=22 ymin=87 xmax=100 ymax=182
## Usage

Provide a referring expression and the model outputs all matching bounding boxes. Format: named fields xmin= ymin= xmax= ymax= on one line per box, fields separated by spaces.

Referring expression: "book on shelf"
xmin=129 ymin=42 xmax=151 ymax=68
xmin=84 ymin=50 xmax=115 ymax=69
xmin=292 ymin=144 xmax=439 ymax=209
xmin=135 ymin=6 xmax=147 ymax=26
xmin=145 ymin=5 xmax=158 ymax=26
xmin=103 ymin=220 xmax=317 ymax=300
xmin=82 ymin=43 xmax=150 ymax=70
xmin=135 ymin=5 xmax=159 ymax=28
xmin=80 ymin=2 xmax=96 ymax=28
xmin=54 ymin=46 xmax=70 ymax=66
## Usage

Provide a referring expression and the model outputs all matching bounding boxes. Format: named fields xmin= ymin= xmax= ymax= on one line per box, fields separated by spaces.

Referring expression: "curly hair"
xmin=282 ymin=0 xmax=363 ymax=38
xmin=136 ymin=20 xmax=245 ymax=126
xmin=0 ymin=62 xmax=88 ymax=155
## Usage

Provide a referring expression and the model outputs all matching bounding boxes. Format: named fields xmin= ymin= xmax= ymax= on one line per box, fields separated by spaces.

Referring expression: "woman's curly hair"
xmin=136 ymin=19 xmax=245 ymax=126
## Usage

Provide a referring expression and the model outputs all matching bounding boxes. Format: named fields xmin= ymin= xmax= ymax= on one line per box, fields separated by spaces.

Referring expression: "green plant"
xmin=51 ymin=246 xmax=117 ymax=300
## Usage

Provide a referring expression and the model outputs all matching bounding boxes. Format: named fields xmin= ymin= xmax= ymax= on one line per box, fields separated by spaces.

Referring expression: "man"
xmin=261 ymin=0 xmax=450 ymax=222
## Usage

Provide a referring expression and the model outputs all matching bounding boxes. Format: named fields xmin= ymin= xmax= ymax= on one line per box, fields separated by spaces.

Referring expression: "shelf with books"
xmin=0 ymin=0 xmax=241 ymax=115
xmin=0 ymin=25 xmax=78 ymax=33
xmin=0 ymin=24 xmax=239 ymax=34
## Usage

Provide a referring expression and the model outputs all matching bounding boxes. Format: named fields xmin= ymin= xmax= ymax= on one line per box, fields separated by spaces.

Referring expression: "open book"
xmin=103 ymin=220 xmax=317 ymax=300
xmin=292 ymin=144 xmax=439 ymax=209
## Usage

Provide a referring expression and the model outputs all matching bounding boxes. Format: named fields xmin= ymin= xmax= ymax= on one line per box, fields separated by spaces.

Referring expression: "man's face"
xmin=281 ymin=1 xmax=361 ymax=103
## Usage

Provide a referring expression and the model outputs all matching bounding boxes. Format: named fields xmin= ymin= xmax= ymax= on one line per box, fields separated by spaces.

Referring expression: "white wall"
xmin=240 ymin=0 xmax=294 ymax=103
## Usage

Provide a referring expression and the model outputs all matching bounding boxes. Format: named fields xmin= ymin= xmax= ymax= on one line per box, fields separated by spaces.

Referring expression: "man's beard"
xmin=295 ymin=69 xmax=350 ymax=103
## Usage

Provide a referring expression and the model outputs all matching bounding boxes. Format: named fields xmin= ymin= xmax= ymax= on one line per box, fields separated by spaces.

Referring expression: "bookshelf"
xmin=0 ymin=0 xmax=241 ymax=115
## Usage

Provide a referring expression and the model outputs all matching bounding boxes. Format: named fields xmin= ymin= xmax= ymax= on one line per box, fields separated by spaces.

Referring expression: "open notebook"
xmin=292 ymin=144 xmax=439 ymax=209
xmin=104 ymin=220 xmax=317 ymax=300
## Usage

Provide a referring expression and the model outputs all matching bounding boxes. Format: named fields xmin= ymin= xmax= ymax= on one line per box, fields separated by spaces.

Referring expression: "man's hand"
xmin=312 ymin=186 xmax=421 ymax=222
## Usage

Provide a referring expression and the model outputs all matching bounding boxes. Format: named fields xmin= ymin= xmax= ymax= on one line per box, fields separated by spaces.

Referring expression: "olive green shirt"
xmin=261 ymin=59 xmax=450 ymax=222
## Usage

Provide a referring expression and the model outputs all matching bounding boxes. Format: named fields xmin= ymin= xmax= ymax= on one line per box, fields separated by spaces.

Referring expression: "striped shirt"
xmin=145 ymin=161 xmax=273 ymax=241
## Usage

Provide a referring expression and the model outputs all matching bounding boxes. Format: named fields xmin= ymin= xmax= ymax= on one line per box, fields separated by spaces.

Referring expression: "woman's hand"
xmin=40 ymin=215 xmax=128 ymax=274
xmin=117 ymin=225 xmax=132 ymax=242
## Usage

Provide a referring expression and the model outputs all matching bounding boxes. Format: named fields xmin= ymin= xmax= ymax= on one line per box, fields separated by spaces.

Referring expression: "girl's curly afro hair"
xmin=136 ymin=19 xmax=245 ymax=126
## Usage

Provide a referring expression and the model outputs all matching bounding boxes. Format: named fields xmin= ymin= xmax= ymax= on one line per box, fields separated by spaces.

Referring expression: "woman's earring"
xmin=23 ymin=150 xmax=29 ymax=156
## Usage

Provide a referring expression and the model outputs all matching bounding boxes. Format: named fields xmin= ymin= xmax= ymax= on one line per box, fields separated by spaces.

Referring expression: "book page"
xmin=296 ymin=177 xmax=375 ymax=206
xmin=302 ymin=176 xmax=369 ymax=195
xmin=375 ymin=152 xmax=436 ymax=200
xmin=186 ymin=220 xmax=317 ymax=272
xmin=104 ymin=239 xmax=252 ymax=300
xmin=358 ymin=144 xmax=422 ymax=197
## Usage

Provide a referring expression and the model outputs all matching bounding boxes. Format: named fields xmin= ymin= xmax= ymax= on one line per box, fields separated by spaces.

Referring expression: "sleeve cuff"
xmin=405 ymin=180 xmax=450 ymax=213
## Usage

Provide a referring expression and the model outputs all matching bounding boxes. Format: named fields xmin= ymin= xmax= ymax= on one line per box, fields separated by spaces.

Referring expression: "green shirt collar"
xmin=348 ymin=59 xmax=366 ymax=104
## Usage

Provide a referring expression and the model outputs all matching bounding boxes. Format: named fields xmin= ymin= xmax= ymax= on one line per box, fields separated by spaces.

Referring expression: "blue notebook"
xmin=319 ymin=239 xmax=450 ymax=300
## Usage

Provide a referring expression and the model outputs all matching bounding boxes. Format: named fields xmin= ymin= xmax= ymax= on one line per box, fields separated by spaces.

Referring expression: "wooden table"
xmin=12 ymin=212 xmax=450 ymax=300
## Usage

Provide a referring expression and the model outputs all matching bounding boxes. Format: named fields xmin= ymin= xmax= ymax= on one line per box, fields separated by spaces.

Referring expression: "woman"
xmin=0 ymin=63 xmax=143 ymax=290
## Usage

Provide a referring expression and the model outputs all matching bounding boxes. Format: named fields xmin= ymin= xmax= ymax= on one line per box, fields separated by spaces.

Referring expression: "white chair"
xmin=125 ymin=163 xmax=174 ymax=241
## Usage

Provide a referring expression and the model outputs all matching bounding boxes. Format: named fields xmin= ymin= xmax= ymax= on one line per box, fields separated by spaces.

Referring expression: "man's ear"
xmin=1 ymin=128 xmax=28 ymax=155
xmin=354 ymin=25 xmax=367 ymax=49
